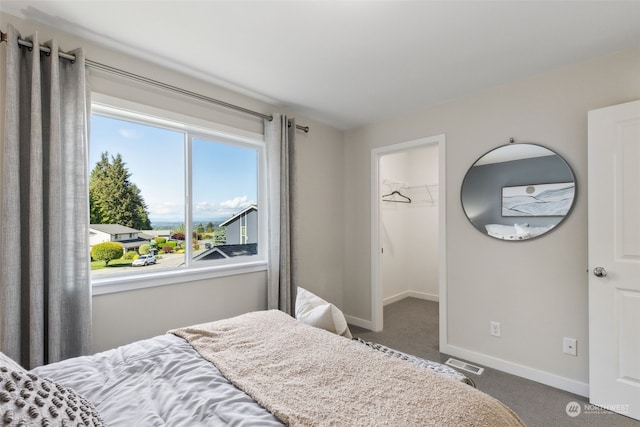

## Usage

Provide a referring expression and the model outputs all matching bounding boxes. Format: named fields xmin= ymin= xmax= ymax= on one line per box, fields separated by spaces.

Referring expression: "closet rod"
xmin=0 ymin=30 xmax=310 ymax=133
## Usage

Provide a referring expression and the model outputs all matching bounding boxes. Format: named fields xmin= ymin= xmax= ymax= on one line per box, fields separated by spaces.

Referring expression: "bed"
xmin=1 ymin=310 xmax=525 ymax=426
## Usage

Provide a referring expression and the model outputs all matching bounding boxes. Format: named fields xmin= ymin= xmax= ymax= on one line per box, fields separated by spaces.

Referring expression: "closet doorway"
xmin=371 ymin=135 xmax=446 ymax=334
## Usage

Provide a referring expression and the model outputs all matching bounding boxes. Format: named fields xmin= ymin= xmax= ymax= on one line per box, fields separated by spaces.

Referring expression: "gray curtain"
xmin=265 ymin=114 xmax=297 ymax=315
xmin=0 ymin=25 xmax=91 ymax=369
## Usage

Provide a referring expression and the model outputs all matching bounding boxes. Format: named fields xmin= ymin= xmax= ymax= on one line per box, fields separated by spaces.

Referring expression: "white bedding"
xmin=32 ymin=334 xmax=282 ymax=426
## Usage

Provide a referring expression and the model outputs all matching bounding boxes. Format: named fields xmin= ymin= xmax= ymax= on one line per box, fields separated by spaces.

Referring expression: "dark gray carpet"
xmin=349 ymin=297 xmax=640 ymax=427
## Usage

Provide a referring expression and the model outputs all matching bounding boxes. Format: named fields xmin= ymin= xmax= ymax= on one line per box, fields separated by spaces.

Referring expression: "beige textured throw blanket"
xmin=170 ymin=310 xmax=525 ymax=427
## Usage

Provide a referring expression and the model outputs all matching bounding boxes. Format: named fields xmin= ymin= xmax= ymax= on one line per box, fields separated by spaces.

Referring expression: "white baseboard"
xmin=383 ymin=290 xmax=439 ymax=306
xmin=347 ymin=292 xmax=438 ymax=330
xmin=344 ymin=315 xmax=372 ymax=330
xmin=345 ymin=309 xmax=589 ymax=397
xmin=441 ymin=343 xmax=590 ymax=397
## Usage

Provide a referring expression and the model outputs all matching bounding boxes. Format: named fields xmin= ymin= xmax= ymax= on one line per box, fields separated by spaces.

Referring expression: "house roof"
xmin=219 ymin=205 xmax=257 ymax=227
xmin=142 ymin=229 xmax=172 ymax=236
xmin=89 ymin=224 xmax=140 ymax=235
xmin=193 ymin=243 xmax=258 ymax=261
xmin=117 ymin=238 xmax=151 ymax=249
xmin=138 ymin=232 xmax=155 ymax=240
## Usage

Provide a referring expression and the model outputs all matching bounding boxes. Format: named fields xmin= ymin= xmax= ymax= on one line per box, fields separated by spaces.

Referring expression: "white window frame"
xmin=90 ymin=94 xmax=268 ymax=295
xmin=241 ymin=224 xmax=247 ymax=244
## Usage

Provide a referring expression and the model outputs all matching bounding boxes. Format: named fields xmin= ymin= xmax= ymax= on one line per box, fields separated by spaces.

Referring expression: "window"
xmin=241 ymin=225 xmax=248 ymax=244
xmin=89 ymin=101 xmax=266 ymax=291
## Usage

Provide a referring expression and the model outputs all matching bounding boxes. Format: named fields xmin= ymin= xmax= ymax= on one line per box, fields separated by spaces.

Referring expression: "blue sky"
xmin=90 ymin=115 xmax=257 ymax=225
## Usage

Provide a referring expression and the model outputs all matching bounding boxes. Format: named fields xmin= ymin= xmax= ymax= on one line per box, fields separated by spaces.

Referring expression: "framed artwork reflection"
xmin=502 ymin=182 xmax=575 ymax=217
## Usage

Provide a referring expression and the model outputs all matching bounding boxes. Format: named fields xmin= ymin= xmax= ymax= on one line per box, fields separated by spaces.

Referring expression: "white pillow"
xmin=295 ymin=287 xmax=352 ymax=338
xmin=516 ymin=223 xmax=554 ymax=237
xmin=485 ymin=223 xmax=531 ymax=240
xmin=0 ymin=352 xmax=104 ymax=426
xmin=485 ymin=224 xmax=516 ymax=236
xmin=0 ymin=351 xmax=26 ymax=373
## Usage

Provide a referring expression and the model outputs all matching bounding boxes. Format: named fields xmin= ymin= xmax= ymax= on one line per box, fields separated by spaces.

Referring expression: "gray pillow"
xmin=1 ymin=352 xmax=103 ymax=426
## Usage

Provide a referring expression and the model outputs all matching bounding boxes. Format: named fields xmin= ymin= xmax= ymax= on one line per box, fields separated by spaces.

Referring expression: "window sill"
xmin=91 ymin=260 xmax=268 ymax=296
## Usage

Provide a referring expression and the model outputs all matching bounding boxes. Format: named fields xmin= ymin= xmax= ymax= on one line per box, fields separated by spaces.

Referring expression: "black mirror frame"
xmin=460 ymin=142 xmax=577 ymax=241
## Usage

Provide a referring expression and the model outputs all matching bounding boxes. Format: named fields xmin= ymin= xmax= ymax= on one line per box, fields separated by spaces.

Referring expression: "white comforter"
xmin=33 ymin=333 xmax=282 ymax=426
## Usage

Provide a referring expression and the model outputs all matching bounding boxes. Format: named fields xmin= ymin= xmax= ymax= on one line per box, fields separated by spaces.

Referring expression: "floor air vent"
xmin=445 ymin=358 xmax=484 ymax=375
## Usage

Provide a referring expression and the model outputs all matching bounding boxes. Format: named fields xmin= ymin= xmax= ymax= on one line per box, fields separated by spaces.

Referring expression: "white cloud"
xmin=118 ymin=128 xmax=143 ymax=139
xmin=195 ymin=196 xmax=254 ymax=221
xmin=148 ymin=202 xmax=183 ymax=221
xmin=220 ymin=196 xmax=250 ymax=209
xmin=149 ymin=197 xmax=255 ymax=223
xmin=194 ymin=201 xmax=219 ymax=216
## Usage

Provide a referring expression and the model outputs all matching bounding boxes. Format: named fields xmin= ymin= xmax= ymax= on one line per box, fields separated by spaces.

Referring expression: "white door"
xmin=588 ymin=99 xmax=640 ymax=421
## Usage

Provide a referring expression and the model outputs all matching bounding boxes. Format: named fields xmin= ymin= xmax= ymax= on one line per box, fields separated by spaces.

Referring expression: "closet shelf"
xmin=405 ymin=183 xmax=438 ymax=204
xmin=382 ymin=180 xmax=438 ymax=204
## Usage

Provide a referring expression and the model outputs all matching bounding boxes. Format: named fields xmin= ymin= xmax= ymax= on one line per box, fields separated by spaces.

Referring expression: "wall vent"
xmin=445 ymin=358 xmax=484 ymax=375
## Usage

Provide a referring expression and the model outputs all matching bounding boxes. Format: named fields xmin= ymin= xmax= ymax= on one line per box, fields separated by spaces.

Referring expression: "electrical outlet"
xmin=490 ymin=321 xmax=501 ymax=337
xmin=563 ymin=337 xmax=577 ymax=356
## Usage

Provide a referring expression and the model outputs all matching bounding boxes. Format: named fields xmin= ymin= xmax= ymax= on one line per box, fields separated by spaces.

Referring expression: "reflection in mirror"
xmin=461 ymin=143 xmax=576 ymax=241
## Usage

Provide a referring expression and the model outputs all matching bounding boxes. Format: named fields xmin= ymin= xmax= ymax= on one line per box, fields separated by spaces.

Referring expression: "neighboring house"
xmin=219 ymin=205 xmax=257 ymax=245
xmin=89 ymin=224 xmax=150 ymax=253
xmin=193 ymin=243 xmax=258 ymax=261
xmin=193 ymin=206 xmax=258 ymax=260
xmin=142 ymin=229 xmax=172 ymax=240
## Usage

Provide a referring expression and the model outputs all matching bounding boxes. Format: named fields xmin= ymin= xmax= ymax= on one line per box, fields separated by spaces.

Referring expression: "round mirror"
xmin=461 ymin=143 xmax=576 ymax=241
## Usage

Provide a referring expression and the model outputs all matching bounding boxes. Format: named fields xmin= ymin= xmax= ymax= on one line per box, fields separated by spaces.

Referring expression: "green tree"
xmin=205 ymin=222 xmax=214 ymax=233
xmin=89 ymin=152 xmax=152 ymax=230
xmin=138 ymin=243 xmax=151 ymax=255
xmin=91 ymin=242 xmax=124 ymax=266
xmin=213 ymin=228 xmax=226 ymax=245
xmin=89 ymin=192 xmax=102 ymax=225
xmin=196 ymin=223 xmax=205 ymax=234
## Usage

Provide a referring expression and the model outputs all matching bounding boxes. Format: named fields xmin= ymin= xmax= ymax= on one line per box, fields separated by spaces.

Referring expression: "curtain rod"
xmin=0 ymin=30 xmax=310 ymax=133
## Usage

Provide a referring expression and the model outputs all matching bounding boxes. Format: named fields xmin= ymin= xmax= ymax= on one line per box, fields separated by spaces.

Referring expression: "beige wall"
xmin=0 ymin=12 xmax=345 ymax=352
xmin=343 ymin=49 xmax=640 ymax=392
xmin=92 ymin=271 xmax=267 ymax=352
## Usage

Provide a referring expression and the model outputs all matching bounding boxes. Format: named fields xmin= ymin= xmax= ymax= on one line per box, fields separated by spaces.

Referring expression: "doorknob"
xmin=593 ymin=267 xmax=608 ymax=278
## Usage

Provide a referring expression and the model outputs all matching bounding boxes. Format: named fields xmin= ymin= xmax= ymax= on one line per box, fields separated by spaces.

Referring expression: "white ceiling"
xmin=2 ymin=1 xmax=639 ymax=130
